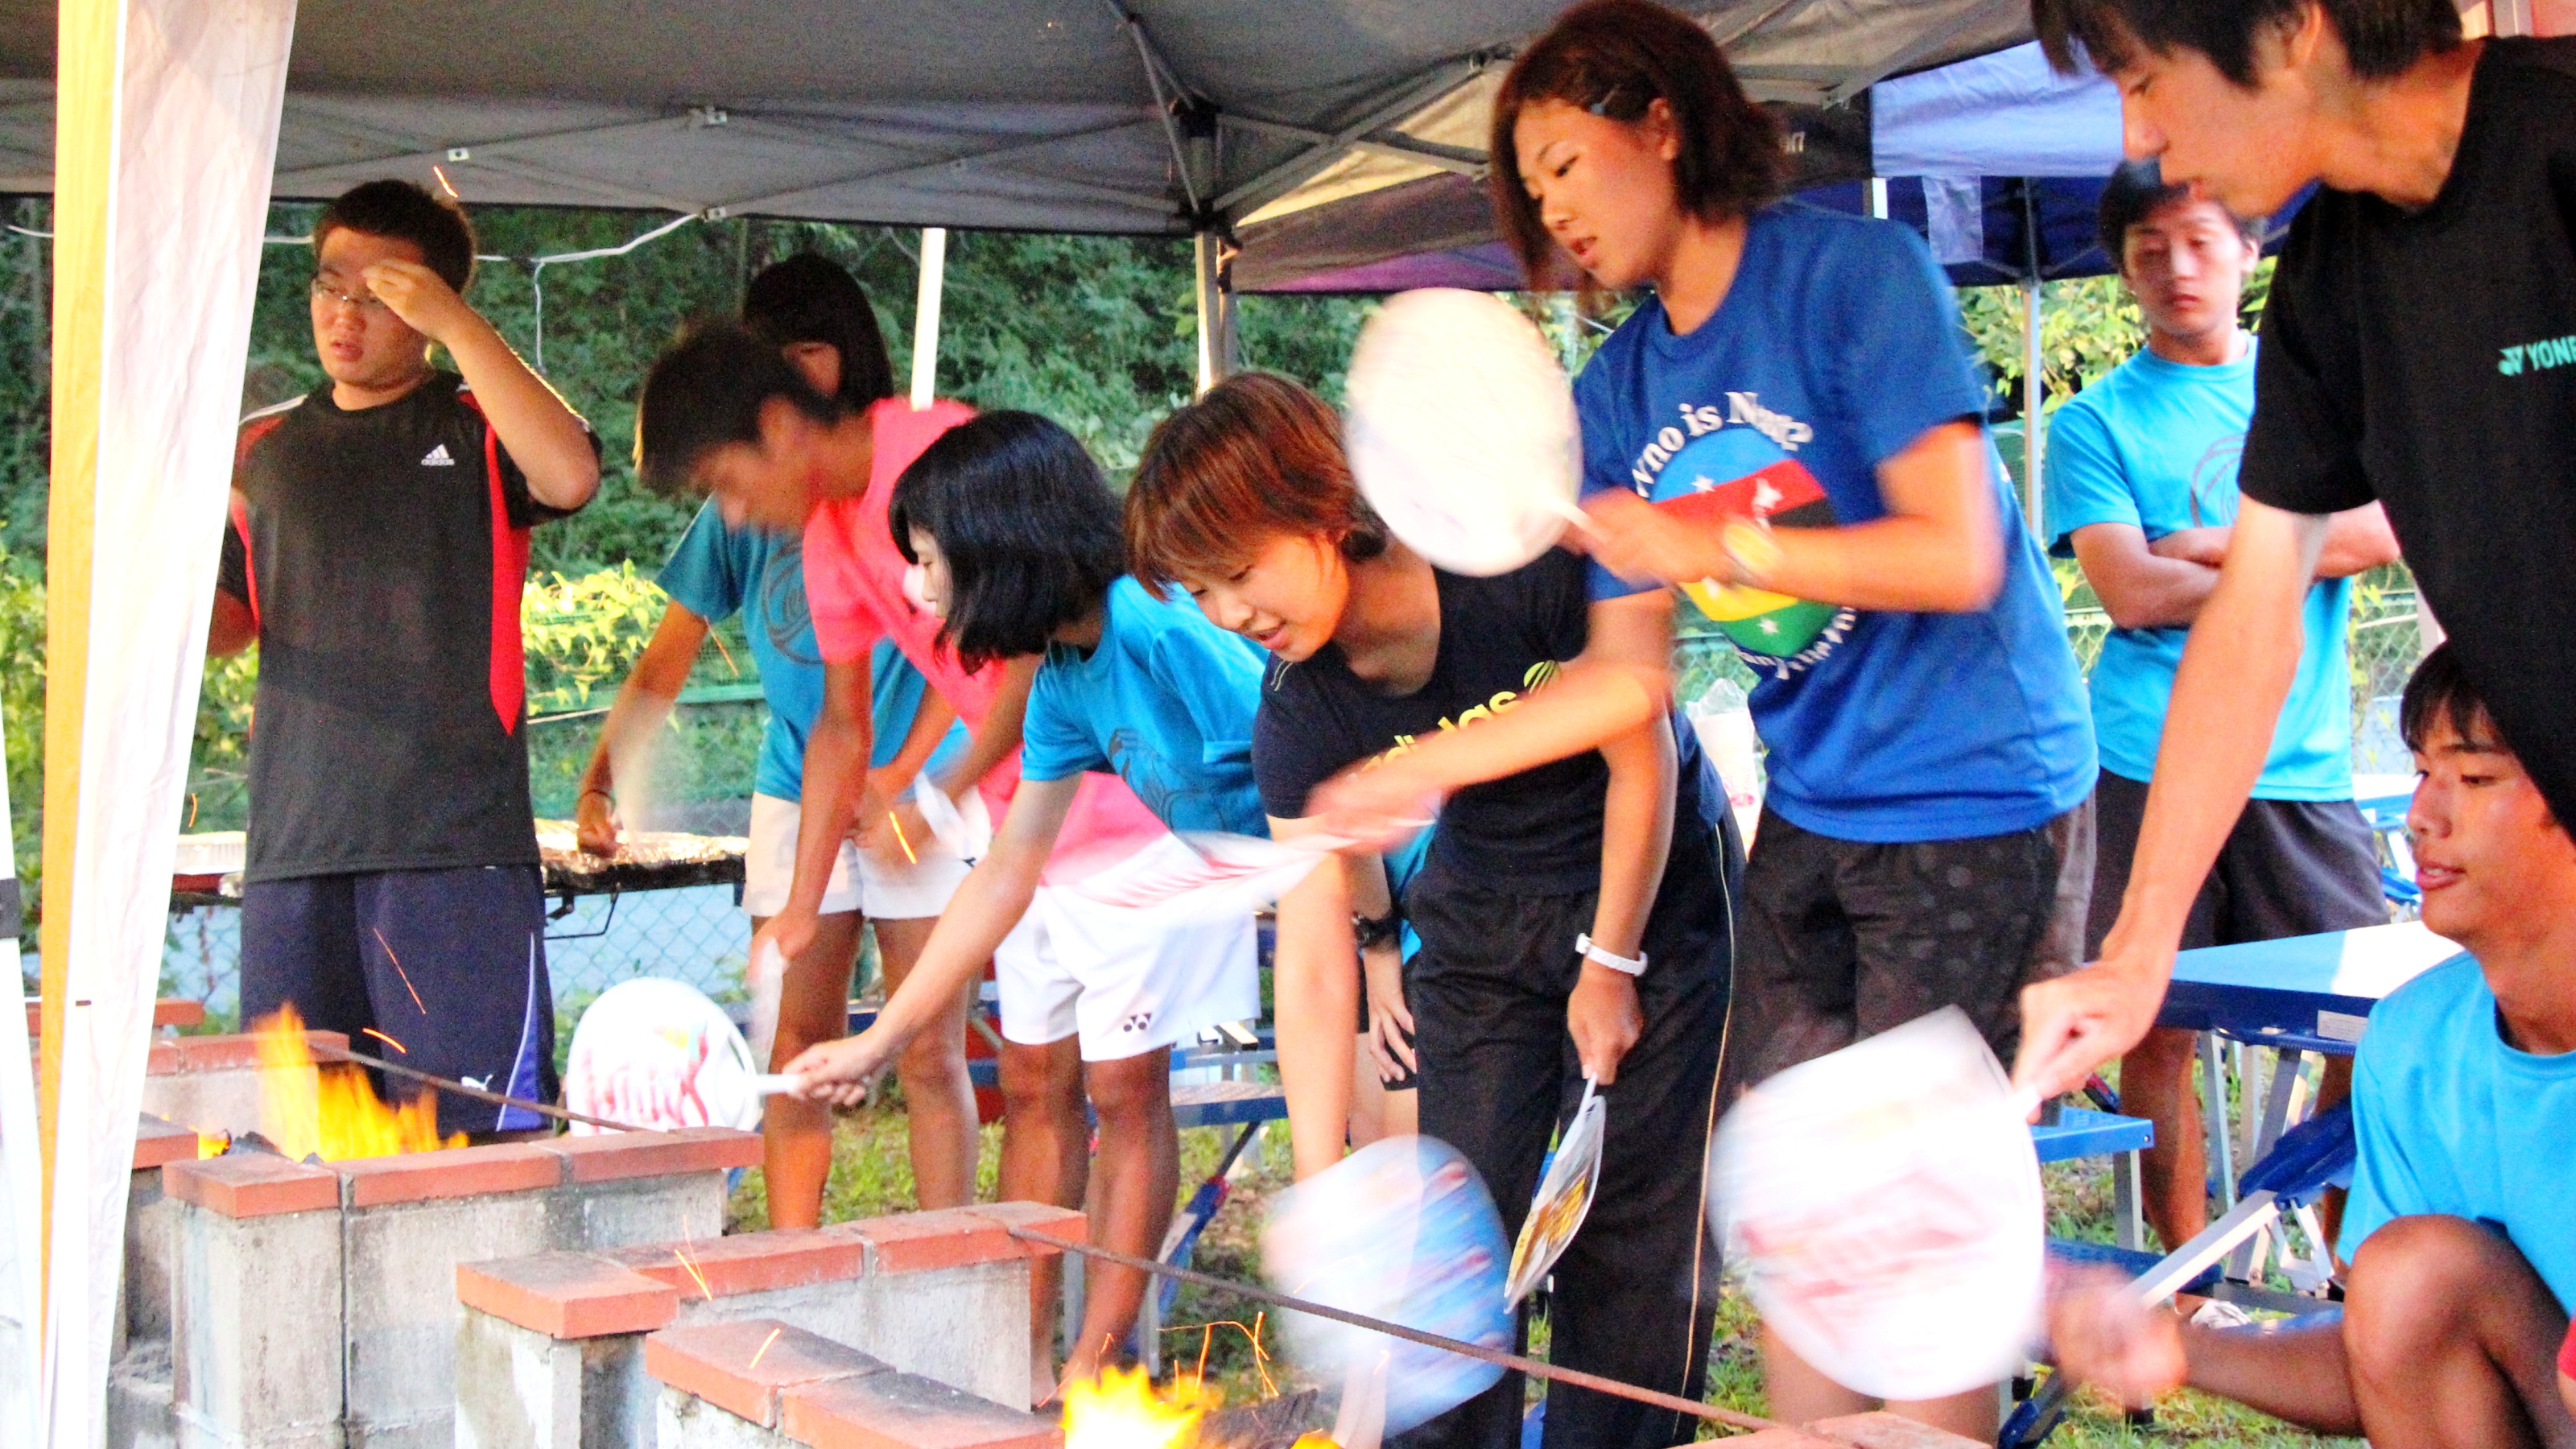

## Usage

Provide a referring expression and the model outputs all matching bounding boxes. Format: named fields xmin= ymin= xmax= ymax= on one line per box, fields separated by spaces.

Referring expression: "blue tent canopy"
xmin=1239 ymin=42 xmax=2134 ymax=292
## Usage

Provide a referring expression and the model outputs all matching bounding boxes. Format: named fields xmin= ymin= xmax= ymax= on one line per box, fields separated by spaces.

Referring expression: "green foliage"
xmin=520 ymin=562 xmax=678 ymax=717
xmin=1 ymin=202 xmax=46 ymax=555
xmin=1958 ymin=259 xmax=2279 ymax=411
xmin=0 ymin=554 xmax=43 ymax=898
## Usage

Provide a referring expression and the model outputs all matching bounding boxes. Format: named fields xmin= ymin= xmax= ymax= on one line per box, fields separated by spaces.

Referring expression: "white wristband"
xmin=1574 ymin=933 xmax=1646 ymax=976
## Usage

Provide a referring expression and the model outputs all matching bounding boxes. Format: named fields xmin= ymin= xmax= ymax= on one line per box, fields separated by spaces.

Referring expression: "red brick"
xmin=604 ymin=1228 xmax=866 ymax=1299
xmin=1809 ymin=1413 xmax=1991 ymax=1449
xmin=132 ymin=1114 xmax=200 ymax=1172
xmin=960 ymin=1203 xmax=1087 ymax=1258
xmin=456 ymin=1252 xmax=679 ymax=1339
xmin=146 ymin=1042 xmax=181 ymax=1076
xmin=833 ymin=1208 xmax=1019 ymax=1275
xmin=163 ymin=1154 xmax=340 ymax=1218
xmin=337 ymin=1141 xmax=564 ymax=1207
xmin=537 ymin=1126 xmax=762 ymax=1183
xmin=783 ymin=1371 xmax=1060 ymax=1449
xmin=645 ymin=1320 xmax=886 ymax=1427
xmin=23 ymin=997 xmax=201 ymax=1037
xmin=171 ymin=1030 xmax=347 ymax=1072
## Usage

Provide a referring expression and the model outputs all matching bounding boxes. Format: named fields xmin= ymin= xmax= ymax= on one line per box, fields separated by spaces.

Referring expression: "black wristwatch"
xmin=1352 ymin=910 xmax=1402 ymax=952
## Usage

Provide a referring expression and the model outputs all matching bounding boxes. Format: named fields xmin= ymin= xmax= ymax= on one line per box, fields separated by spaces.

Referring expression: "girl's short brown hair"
xmin=1488 ymin=0 xmax=1785 ymax=288
xmin=1125 ymin=373 xmax=1389 ymax=595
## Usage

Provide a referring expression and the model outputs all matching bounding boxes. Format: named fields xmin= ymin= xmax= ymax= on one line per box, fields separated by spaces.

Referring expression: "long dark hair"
xmin=1488 ymin=0 xmax=1785 ymax=289
xmin=742 ymin=254 xmax=898 ymax=408
xmin=889 ymin=412 xmax=1125 ymax=667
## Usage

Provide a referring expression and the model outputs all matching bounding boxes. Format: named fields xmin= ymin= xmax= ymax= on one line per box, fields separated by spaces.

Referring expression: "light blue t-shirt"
xmin=1020 ymin=576 xmax=1271 ymax=836
xmin=2045 ymin=342 xmax=2356 ymax=799
xmin=2343 ymin=954 xmax=2576 ymax=1311
xmin=656 ymin=502 xmax=964 ymax=801
xmin=1576 ymin=204 xmax=2095 ymax=843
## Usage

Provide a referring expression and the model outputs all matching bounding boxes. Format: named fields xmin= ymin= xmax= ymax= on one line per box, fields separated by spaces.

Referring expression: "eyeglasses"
xmin=309 ymin=276 xmax=390 ymax=315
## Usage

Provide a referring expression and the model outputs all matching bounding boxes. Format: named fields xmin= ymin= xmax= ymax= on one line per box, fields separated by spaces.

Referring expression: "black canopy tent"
xmin=2 ymin=1 xmax=2037 ymax=233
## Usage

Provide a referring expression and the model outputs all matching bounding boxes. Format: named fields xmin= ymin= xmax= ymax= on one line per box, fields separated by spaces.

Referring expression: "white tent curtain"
xmin=30 ymin=2 xmax=294 ymax=1443
xmin=1 ymin=699 xmax=39 ymax=1446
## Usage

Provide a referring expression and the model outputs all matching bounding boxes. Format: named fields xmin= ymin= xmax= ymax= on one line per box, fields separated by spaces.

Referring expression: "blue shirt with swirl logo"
xmin=1575 ymin=203 xmax=2094 ymax=843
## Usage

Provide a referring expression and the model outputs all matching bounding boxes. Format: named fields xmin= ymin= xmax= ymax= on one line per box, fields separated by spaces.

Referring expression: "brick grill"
xmin=109 ymin=1030 xmax=758 ymax=1449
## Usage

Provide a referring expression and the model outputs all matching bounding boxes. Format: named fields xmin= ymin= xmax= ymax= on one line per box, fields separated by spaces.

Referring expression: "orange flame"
xmin=252 ymin=1004 xmax=463 ymax=1160
xmin=1060 ymin=1365 xmax=1214 ymax=1449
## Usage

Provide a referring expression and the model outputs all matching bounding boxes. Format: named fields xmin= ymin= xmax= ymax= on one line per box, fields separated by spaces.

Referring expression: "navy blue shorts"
xmin=239 ymin=865 xmax=556 ymax=1137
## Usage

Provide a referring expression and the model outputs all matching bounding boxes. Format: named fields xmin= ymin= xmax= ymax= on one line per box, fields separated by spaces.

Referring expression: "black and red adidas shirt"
xmin=218 ymin=373 xmax=588 ymax=882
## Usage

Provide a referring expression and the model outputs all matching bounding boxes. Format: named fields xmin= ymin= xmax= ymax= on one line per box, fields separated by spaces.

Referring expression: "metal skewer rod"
xmin=1005 ymin=1226 xmax=1781 ymax=1436
xmin=312 ymin=1042 xmax=648 ymax=1134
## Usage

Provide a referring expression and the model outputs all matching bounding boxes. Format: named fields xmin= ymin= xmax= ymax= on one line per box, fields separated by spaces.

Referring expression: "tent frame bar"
xmin=1105 ymin=0 xmax=1209 ymax=213
xmin=1219 ymin=113 xmax=1487 ymax=176
xmin=1212 ymin=55 xmax=1493 ymax=217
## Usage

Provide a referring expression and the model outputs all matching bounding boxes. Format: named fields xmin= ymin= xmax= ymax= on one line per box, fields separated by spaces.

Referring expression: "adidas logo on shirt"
xmin=420 ymin=443 xmax=456 ymax=467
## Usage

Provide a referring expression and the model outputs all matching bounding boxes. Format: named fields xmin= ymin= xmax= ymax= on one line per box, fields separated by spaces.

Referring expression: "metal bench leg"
xmin=2198 ymin=1033 xmax=2235 ymax=1218
xmin=2230 ymin=1048 xmax=2310 ymax=1281
xmin=2113 ymin=1148 xmax=2144 ymax=1253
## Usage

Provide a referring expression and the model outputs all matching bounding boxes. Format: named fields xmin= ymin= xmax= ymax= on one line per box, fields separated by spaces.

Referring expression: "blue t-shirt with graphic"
xmin=1575 ymin=204 xmax=2095 ymax=843
xmin=1020 ymin=576 xmax=1272 ymax=835
xmin=657 ymin=502 xmax=964 ymax=801
xmin=2343 ymin=954 xmax=2576 ymax=1311
xmin=2045 ymin=342 xmax=2356 ymax=798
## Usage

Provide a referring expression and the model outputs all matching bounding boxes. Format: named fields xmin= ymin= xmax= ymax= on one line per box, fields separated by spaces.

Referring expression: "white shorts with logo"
xmin=741 ymin=791 xmax=980 ymax=920
xmin=994 ymin=837 xmax=1261 ymax=1062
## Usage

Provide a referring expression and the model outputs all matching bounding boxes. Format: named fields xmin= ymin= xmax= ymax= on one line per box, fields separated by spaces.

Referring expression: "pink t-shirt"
xmin=801 ymin=398 xmax=1162 ymax=878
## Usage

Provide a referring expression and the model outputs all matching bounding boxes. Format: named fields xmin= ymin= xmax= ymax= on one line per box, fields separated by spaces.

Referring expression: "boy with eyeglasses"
xmin=212 ymin=179 xmax=600 ymax=1137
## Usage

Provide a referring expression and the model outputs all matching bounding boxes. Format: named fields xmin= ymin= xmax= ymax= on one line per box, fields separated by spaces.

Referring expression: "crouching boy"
xmin=2048 ymin=643 xmax=2576 ymax=1447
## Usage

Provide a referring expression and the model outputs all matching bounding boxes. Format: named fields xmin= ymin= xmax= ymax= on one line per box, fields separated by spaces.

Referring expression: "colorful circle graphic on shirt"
xmin=1643 ymin=427 xmax=1854 ymax=675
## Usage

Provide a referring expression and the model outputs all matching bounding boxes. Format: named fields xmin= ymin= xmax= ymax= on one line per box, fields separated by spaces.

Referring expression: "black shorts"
xmin=2086 ymin=769 xmax=2387 ymax=958
xmin=1397 ymin=825 xmax=1733 ymax=1449
xmin=240 ymin=865 xmax=558 ymax=1138
xmin=1732 ymin=801 xmax=2093 ymax=1090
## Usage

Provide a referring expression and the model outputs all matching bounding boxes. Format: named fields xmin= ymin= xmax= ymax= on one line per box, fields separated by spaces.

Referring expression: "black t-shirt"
xmin=219 ymin=374 xmax=586 ymax=881
xmin=1252 ymin=550 xmax=1719 ymax=896
xmin=2241 ymin=36 xmax=2576 ymax=824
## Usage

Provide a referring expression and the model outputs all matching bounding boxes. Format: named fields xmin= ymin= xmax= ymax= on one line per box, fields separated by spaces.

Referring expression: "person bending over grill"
xmin=579 ymin=255 xmax=980 ymax=1226
xmin=780 ymin=412 xmax=1270 ymax=1397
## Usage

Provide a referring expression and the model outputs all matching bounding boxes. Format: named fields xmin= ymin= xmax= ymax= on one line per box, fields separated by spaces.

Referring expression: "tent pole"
xmin=2021 ymin=273 xmax=2044 ymax=531
xmin=910 ymin=226 xmax=947 ymax=409
xmin=2019 ymin=178 xmax=2046 ymax=536
xmin=1193 ymin=231 xmax=1236 ymax=396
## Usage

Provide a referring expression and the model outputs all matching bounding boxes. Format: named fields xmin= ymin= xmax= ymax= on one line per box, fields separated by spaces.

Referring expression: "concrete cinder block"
xmin=126 ymin=1165 xmax=180 ymax=1348
xmin=455 ymin=1309 xmax=582 ymax=1449
xmin=580 ymin=1335 xmax=661 ymax=1449
xmin=452 ymin=1309 xmax=665 ymax=1449
xmin=109 ymin=1339 xmax=177 ymax=1449
xmin=667 ymin=1261 xmax=1028 ymax=1410
xmin=170 ymin=1196 xmax=344 ymax=1449
xmin=556 ymin=1174 xmax=731 ymax=1253
xmin=344 ymin=1190 xmax=556 ymax=1449
xmin=656 ymin=1386 xmax=792 ymax=1449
